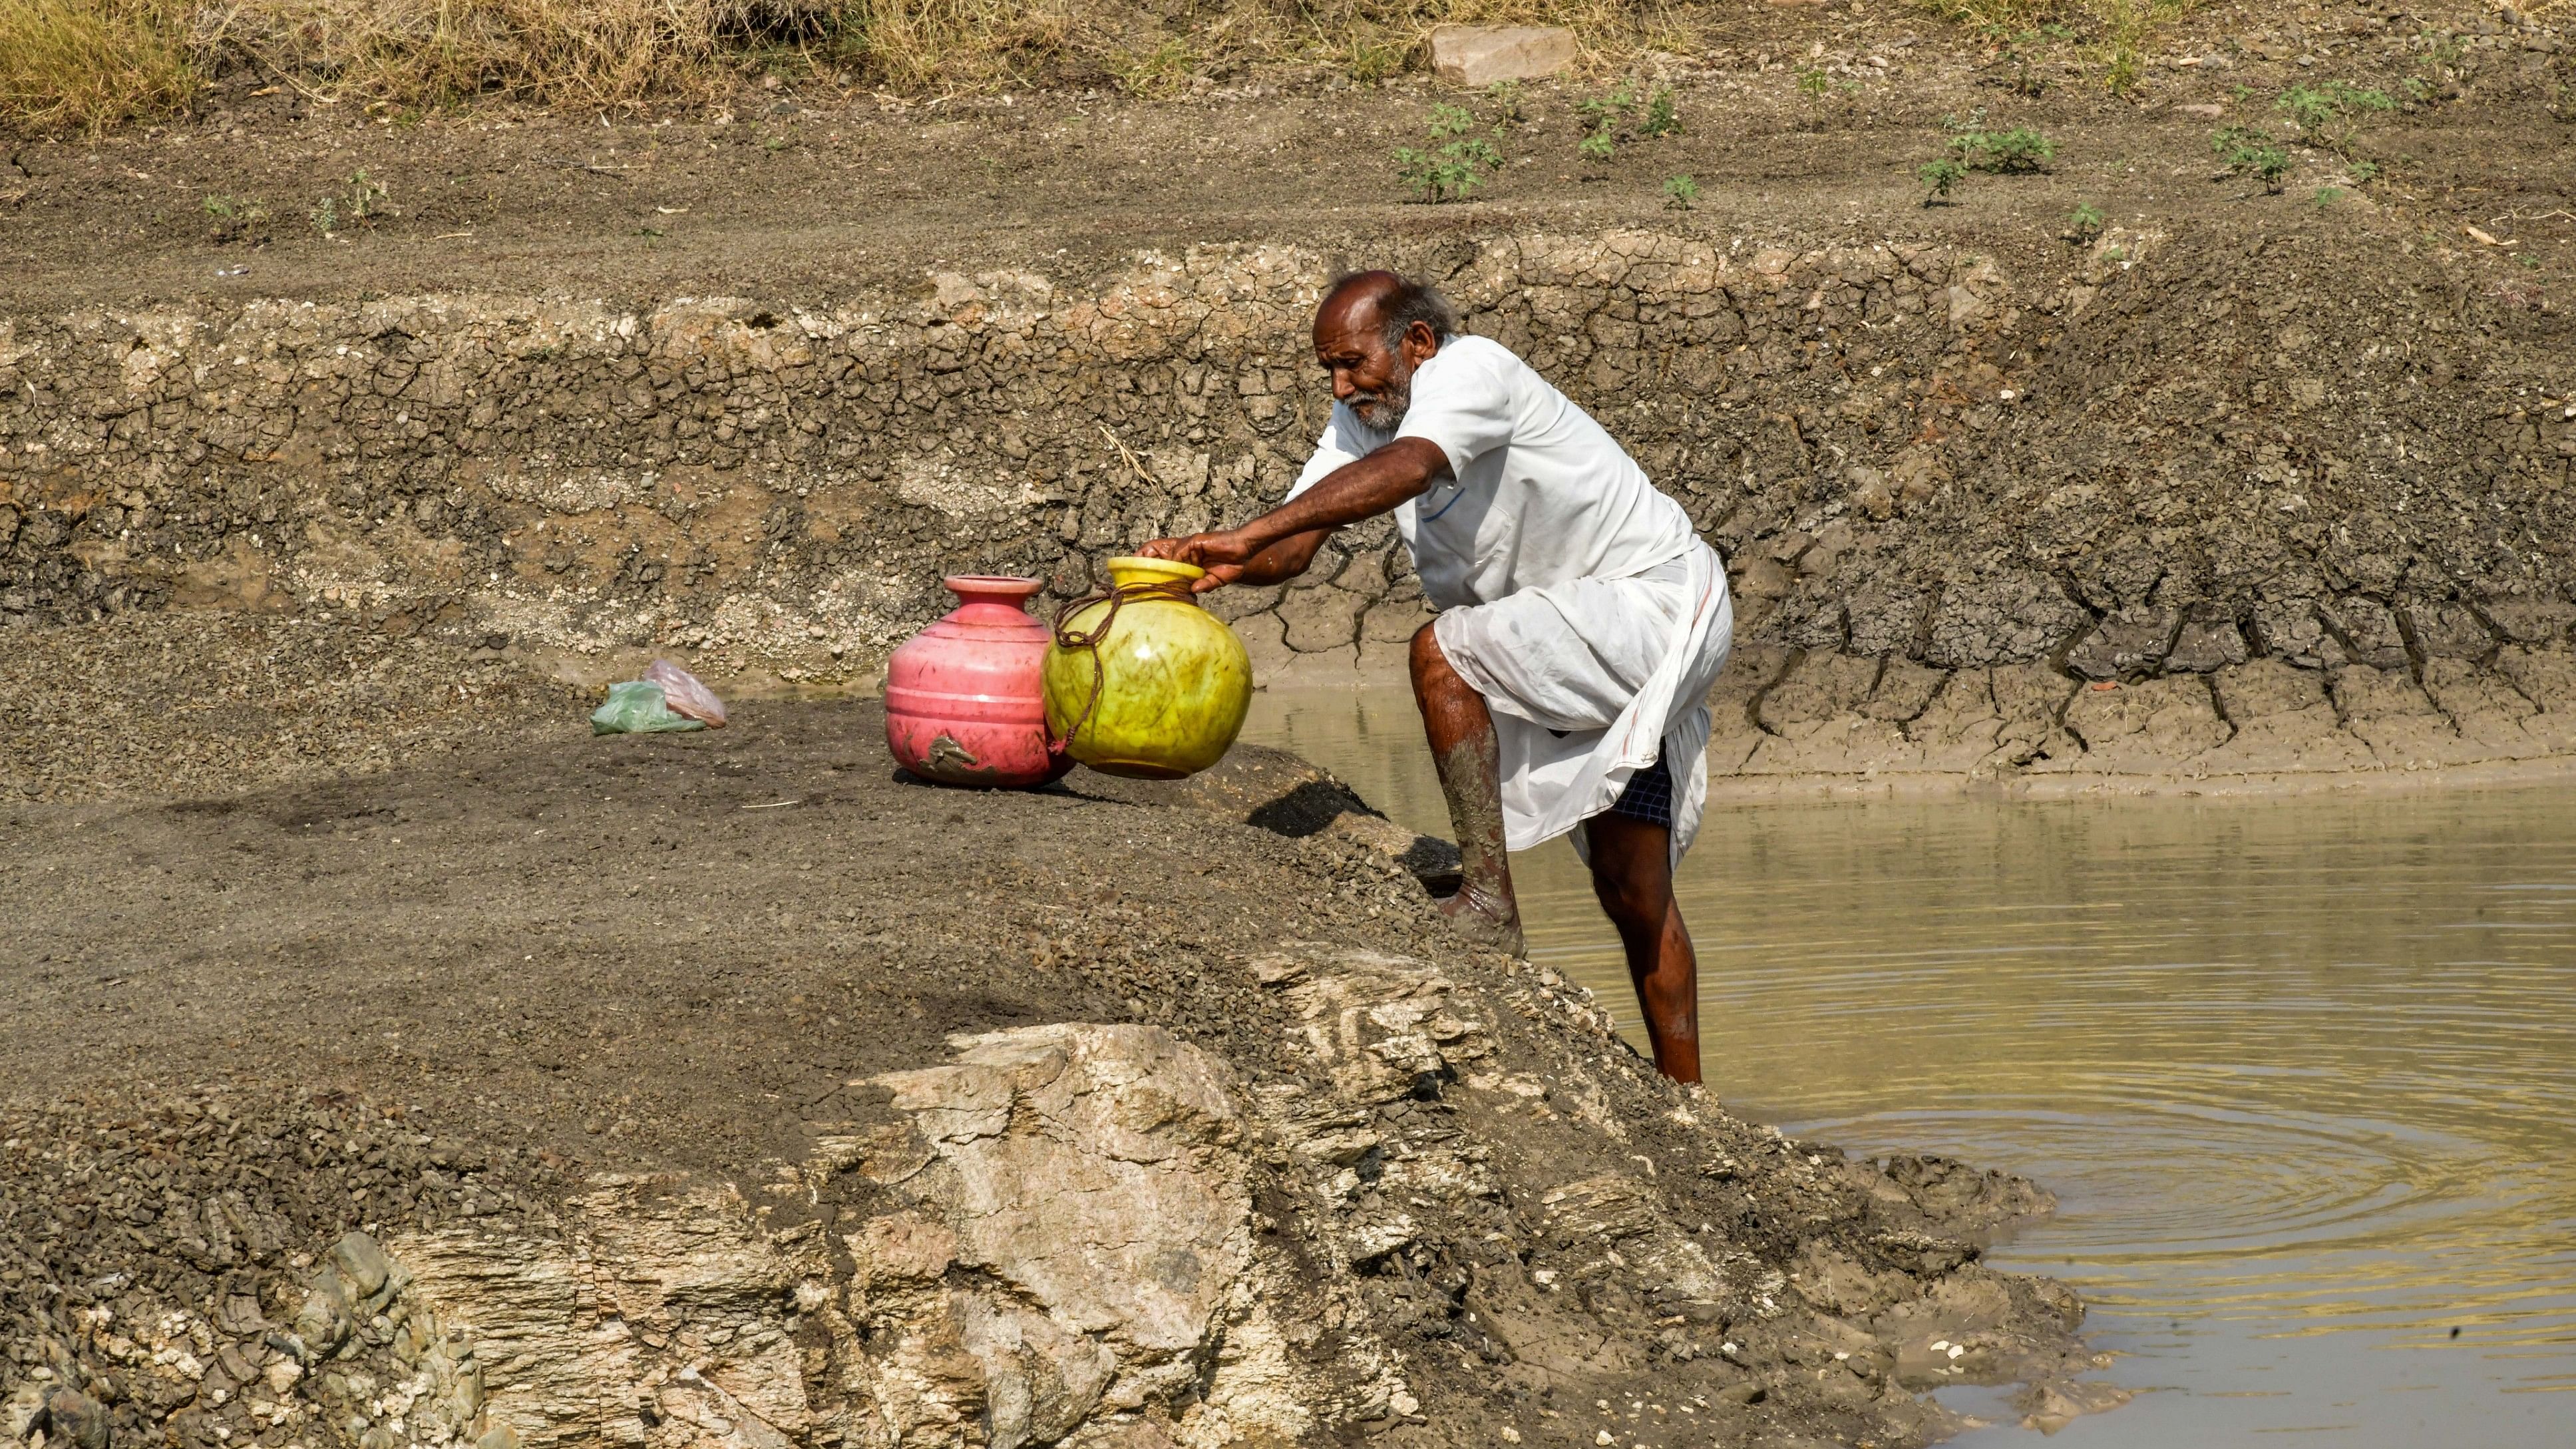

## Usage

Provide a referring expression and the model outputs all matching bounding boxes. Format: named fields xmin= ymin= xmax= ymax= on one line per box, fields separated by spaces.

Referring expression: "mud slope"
xmin=2 ymin=700 xmax=2112 ymax=1449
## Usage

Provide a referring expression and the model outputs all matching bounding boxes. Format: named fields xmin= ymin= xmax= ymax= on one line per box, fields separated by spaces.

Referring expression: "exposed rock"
xmin=1427 ymin=25 xmax=1578 ymax=87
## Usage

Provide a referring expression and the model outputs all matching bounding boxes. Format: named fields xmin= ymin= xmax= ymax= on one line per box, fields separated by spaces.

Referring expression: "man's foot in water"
xmin=1438 ymin=883 xmax=1525 ymax=956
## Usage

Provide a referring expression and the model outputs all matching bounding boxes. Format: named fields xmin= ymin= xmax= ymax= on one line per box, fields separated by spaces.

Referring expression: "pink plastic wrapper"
xmin=643 ymin=660 xmax=727 ymax=727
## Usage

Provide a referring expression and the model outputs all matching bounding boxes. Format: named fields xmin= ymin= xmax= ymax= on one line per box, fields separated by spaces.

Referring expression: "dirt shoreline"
xmin=3 ymin=616 xmax=2124 ymax=1448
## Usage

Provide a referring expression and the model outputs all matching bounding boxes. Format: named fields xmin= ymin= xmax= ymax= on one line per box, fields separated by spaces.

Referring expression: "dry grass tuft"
xmin=842 ymin=0 xmax=1078 ymax=93
xmin=226 ymin=0 xmax=829 ymax=108
xmin=0 ymin=0 xmax=198 ymax=135
xmin=0 ymin=0 xmax=1734 ymax=135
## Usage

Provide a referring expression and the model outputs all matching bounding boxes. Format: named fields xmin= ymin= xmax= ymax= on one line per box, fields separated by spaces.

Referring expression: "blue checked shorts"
xmin=1606 ymin=755 xmax=1674 ymax=828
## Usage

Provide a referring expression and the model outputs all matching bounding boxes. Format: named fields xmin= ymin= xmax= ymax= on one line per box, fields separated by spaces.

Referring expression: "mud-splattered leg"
xmin=1409 ymin=622 xmax=1525 ymax=955
xmin=1582 ymin=811 xmax=1702 ymax=1084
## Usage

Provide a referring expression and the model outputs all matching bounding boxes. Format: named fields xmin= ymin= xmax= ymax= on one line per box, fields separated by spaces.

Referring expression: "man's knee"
xmin=1409 ymin=621 xmax=1455 ymax=696
xmin=1409 ymin=620 xmax=1443 ymax=670
xmin=1590 ymin=865 xmax=1668 ymax=925
xmin=1586 ymin=822 xmax=1672 ymax=920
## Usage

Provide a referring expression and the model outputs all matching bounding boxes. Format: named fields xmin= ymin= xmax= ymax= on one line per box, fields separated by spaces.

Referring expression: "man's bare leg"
xmin=1582 ymin=811 xmax=1702 ymax=1084
xmin=1409 ymin=624 xmax=1525 ymax=954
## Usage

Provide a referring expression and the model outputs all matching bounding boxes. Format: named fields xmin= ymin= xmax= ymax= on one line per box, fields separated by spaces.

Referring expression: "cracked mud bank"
xmin=8 ymin=209 xmax=2575 ymax=791
xmin=4 ymin=696 xmax=2116 ymax=1449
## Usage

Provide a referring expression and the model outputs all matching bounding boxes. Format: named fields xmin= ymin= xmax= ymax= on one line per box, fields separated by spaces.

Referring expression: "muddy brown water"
xmin=1242 ymin=687 xmax=2576 ymax=1448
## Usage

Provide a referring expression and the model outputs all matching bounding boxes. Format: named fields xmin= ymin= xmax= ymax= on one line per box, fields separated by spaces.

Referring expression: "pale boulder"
xmin=1429 ymin=25 xmax=1578 ymax=87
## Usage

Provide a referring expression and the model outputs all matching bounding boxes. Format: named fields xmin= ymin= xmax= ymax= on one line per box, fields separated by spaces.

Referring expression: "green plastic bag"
xmin=590 ymin=680 xmax=706 ymax=735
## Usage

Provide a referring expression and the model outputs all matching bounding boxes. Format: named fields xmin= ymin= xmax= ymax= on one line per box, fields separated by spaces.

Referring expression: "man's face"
xmin=1314 ymin=311 xmax=1419 ymax=432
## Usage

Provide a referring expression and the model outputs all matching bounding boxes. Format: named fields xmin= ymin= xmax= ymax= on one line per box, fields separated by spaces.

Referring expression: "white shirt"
xmin=1286 ymin=335 xmax=1697 ymax=608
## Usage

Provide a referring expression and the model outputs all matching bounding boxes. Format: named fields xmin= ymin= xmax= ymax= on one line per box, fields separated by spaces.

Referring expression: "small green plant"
xmin=1576 ymin=82 xmax=1638 ymax=161
xmin=311 ymin=170 xmax=389 ymax=236
xmin=1795 ymin=67 xmax=1829 ymax=100
xmin=1998 ymin=29 xmax=2055 ymax=98
xmin=2312 ymin=185 xmax=2344 ymax=208
xmin=2213 ymin=124 xmax=2291 ymax=193
xmin=2277 ymin=79 xmax=2396 ymax=154
xmin=202 ymin=194 xmax=270 ymax=244
xmin=1919 ymin=157 xmax=1969 ymax=204
xmin=2349 ymin=158 xmax=2381 ymax=184
xmin=1394 ymin=103 xmax=1502 ymax=203
xmin=1641 ymin=85 xmax=1680 ymax=136
xmin=1663 ymin=173 xmax=1699 ymax=210
xmin=1485 ymin=79 xmax=1527 ymax=128
xmin=2067 ymin=200 xmax=2105 ymax=241
xmin=1940 ymin=111 xmax=2056 ymax=174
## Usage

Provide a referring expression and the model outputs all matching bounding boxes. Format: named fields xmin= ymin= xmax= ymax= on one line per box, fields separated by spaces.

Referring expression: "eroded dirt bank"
xmin=3 ymin=681 xmax=2112 ymax=1449
xmin=5 ymin=6 xmax=2573 ymax=800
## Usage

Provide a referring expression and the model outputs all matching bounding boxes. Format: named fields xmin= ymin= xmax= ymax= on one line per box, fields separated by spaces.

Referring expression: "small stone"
xmin=328 ymin=1231 xmax=394 ymax=1299
xmin=43 ymin=1390 xmax=110 ymax=1449
xmin=1596 ymin=1432 xmax=1616 ymax=1446
xmin=1429 ymin=25 xmax=1578 ymax=87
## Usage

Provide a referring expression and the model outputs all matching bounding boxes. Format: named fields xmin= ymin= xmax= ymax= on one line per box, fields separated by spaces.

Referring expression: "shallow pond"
xmin=1241 ymin=688 xmax=2576 ymax=1448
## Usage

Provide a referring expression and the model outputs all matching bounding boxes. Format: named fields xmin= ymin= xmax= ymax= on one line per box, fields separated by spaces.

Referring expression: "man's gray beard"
xmin=1349 ymin=372 xmax=1412 ymax=432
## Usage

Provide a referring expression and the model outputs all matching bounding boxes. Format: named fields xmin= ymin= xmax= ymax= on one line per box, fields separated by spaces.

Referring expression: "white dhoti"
xmin=1430 ymin=538 xmax=1734 ymax=864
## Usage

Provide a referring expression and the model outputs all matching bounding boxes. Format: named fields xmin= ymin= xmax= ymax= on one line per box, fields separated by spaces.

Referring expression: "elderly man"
xmin=1140 ymin=270 xmax=1732 ymax=1084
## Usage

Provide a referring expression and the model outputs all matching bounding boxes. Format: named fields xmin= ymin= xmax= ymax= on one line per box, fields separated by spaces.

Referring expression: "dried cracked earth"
xmin=1 ymin=629 xmax=2116 ymax=1449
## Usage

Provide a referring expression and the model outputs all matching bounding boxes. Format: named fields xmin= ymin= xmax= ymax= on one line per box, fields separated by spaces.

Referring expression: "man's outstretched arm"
xmin=1138 ymin=438 xmax=1451 ymax=590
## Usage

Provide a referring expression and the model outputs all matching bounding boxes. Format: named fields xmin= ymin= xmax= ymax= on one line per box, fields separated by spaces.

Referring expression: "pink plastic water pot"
xmin=884 ymin=575 xmax=1074 ymax=789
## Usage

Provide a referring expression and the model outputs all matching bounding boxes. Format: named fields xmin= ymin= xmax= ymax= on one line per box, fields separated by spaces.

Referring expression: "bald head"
xmin=1316 ymin=270 xmax=1459 ymax=355
xmin=1312 ymin=271 xmax=1457 ymax=431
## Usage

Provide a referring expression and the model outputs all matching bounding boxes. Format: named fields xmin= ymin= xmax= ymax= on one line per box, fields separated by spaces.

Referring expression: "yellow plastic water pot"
xmin=1043 ymin=556 xmax=1253 ymax=779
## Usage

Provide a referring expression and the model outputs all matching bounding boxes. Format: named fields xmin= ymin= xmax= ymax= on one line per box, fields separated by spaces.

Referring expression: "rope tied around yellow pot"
xmin=1047 ymin=576 xmax=1199 ymax=757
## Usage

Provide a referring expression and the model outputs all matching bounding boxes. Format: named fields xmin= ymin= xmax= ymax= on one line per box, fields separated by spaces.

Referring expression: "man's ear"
xmin=1404 ymin=320 xmax=1441 ymax=365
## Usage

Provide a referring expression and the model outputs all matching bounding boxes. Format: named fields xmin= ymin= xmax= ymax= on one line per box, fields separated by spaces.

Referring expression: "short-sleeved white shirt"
xmin=1287 ymin=335 xmax=1696 ymax=610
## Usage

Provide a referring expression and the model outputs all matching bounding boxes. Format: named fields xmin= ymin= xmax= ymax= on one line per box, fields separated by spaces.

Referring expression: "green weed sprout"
xmin=1395 ymin=104 xmax=1503 ymax=202
xmin=1642 ymin=85 xmax=1680 ymax=136
xmin=1485 ymin=79 xmax=1527 ymax=128
xmin=2213 ymin=124 xmax=2291 ymax=193
xmin=2068 ymin=200 xmax=2105 ymax=240
xmin=1919 ymin=157 xmax=1969 ymax=204
xmin=1664 ymin=174 xmax=1699 ymax=210
xmin=312 ymin=170 xmax=389 ymax=236
xmin=2312 ymin=186 xmax=2345 ymax=208
xmin=1576 ymin=83 xmax=1638 ymax=160
xmin=1796 ymin=67 xmax=1829 ymax=100
xmin=1936 ymin=112 xmax=2056 ymax=175
xmin=2278 ymin=80 xmax=2395 ymax=154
